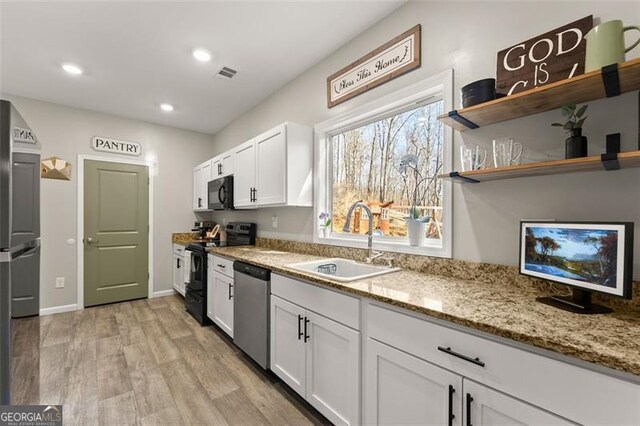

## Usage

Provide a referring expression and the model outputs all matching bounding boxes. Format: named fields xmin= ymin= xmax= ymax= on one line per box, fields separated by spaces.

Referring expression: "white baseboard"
xmin=40 ymin=303 xmax=79 ymax=316
xmin=153 ymin=289 xmax=175 ymax=298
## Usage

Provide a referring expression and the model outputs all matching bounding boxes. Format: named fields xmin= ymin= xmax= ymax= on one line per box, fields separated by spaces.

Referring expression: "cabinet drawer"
xmin=173 ymin=244 xmax=185 ymax=256
xmin=368 ymin=303 xmax=640 ymax=425
xmin=212 ymin=255 xmax=234 ymax=278
xmin=272 ymin=274 xmax=360 ymax=330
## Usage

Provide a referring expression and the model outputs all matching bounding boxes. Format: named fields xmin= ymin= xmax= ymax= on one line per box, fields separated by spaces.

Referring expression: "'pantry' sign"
xmin=327 ymin=25 xmax=421 ymax=108
xmin=92 ymin=136 xmax=141 ymax=156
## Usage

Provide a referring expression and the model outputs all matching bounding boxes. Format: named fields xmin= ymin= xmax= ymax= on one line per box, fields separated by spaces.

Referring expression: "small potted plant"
xmin=406 ymin=206 xmax=429 ymax=247
xmin=399 ymin=154 xmax=431 ymax=247
xmin=551 ymin=103 xmax=588 ymax=159
xmin=318 ymin=212 xmax=331 ymax=238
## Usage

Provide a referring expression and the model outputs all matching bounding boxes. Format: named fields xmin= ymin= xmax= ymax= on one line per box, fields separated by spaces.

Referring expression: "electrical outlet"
xmin=55 ymin=277 xmax=65 ymax=289
xmin=272 ymin=215 xmax=278 ymax=228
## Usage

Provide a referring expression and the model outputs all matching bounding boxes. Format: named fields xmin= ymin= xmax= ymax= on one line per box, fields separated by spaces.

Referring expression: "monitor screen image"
xmin=520 ymin=222 xmax=633 ymax=298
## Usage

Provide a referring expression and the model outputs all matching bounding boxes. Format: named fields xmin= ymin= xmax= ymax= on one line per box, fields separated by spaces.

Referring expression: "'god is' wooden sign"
xmin=327 ymin=25 xmax=421 ymax=108
xmin=496 ymin=16 xmax=593 ymax=96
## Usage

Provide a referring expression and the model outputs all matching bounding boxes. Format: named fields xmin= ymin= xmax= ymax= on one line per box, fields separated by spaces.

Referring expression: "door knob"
xmin=86 ymin=237 xmax=99 ymax=244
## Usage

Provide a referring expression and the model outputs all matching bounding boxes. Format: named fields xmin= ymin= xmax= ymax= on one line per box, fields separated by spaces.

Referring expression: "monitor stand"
xmin=536 ymin=288 xmax=613 ymax=314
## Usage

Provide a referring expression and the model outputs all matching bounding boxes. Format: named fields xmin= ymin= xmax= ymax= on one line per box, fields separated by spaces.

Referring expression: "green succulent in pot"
xmin=551 ymin=103 xmax=588 ymax=134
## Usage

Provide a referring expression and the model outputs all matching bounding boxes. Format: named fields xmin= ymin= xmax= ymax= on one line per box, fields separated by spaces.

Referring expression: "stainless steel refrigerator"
xmin=0 ymin=100 xmax=41 ymax=404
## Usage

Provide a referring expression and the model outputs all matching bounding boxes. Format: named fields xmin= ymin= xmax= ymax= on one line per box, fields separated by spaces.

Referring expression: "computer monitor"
xmin=519 ymin=221 xmax=634 ymax=314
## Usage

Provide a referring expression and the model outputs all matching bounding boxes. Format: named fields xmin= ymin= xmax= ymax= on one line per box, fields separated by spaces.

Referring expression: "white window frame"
xmin=313 ymin=69 xmax=453 ymax=258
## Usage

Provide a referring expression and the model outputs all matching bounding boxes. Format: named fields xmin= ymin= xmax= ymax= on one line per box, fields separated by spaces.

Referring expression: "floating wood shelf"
xmin=438 ymin=58 xmax=640 ymax=132
xmin=439 ymin=151 xmax=640 ymax=183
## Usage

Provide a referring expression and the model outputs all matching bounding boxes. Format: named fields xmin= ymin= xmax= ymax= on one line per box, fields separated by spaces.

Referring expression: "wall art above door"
xmin=327 ymin=24 xmax=421 ymax=108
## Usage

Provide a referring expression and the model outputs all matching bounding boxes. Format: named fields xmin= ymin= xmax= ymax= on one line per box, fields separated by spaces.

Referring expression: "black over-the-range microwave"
xmin=208 ymin=175 xmax=234 ymax=210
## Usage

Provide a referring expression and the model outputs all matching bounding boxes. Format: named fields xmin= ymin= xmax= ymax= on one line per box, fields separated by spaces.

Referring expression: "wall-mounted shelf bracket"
xmin=601 ymin=152 xmax=620 ymax=171
xmin=449 ymin=171 xmax=480 ymax=183
xmin=602 ymin=64 xmax=621 ymax=98
xmin=447 ymin=110 xmax=479 ymax=130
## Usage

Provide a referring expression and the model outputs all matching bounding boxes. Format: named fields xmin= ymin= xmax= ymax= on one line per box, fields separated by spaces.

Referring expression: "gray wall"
xmin=205 ymin=1 xmax=640 ymax=279
xmin=5 ymin=96 xmax=213 ymax=310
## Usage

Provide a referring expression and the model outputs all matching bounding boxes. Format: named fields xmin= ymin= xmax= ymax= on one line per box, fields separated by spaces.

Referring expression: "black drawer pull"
xmin=466 ymin=393 xmax=473 ymax=426
xmin=217 ymin=264 xmax=226 ymax=268
xmin=228 ymin=283 xmax=233 ymax=300
xmin=448 ymin=385 xmax=455 ymax=426
xmin=438 ymin=346 xmax=485 ymax=367
xmin=297 ymin=315 xmax=303 ymax=340
xmin=304 ymin=317 xmax=310 ymax=342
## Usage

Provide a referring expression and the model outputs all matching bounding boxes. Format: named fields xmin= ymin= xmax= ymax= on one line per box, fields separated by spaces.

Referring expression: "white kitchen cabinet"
xmin=211 ymin=270 xmax=234 ymax=337
xmin=172 ymin=254 xmax=185 ymax=296
xmin=305 ymin=310 xmax=360 ymax=426
xmin=172 ymin=244 xmax=186 ymax=296
xmin=193 ymin=159 xmax=212 ymax=211
xmin=270 ymin=277 xmax=361 ymax=426
xmin=212 ymin=151 xmax=234 ymax=179
xmin=232 ymin=139 xmax=256 ymax=208
xmin=270 ymin=295 xmax=306 ymax=396
xmin=463 ymin=380 xmax=572 ymax=426
xmin=206 ymin=254 xmax=234 ymax=337
xmin=231 ymin=122 xmax=312 ymax=209
xmin=255 ymin=124 xmax=286 ymax=206
xmin=366 ymin=302 xmax=640 ymax=426
xmin=366 ymin=338 xmax=463 ymax=426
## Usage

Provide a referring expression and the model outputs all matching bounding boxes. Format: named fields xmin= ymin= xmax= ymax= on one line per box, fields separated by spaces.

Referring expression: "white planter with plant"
xmin=399 ymin=154 xmax=431 ymax=247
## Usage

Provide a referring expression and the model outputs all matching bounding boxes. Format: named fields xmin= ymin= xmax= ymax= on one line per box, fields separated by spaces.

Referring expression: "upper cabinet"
xmin=212 ymin=150 xmax=234 ymax=179
xmin=233 ymin=139 xmax=257 ymax=209
xmin=193 ymin=159 xmax=212 ymax=211
xmin=193 ymin=121 xmax=312 ymax=211
xmin=234 ymin=122 xmax=313 ymax=209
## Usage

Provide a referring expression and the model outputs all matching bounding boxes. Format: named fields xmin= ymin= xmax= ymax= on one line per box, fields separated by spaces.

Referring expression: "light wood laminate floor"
xmin=11 ymin=295 xmax=328 ymax=425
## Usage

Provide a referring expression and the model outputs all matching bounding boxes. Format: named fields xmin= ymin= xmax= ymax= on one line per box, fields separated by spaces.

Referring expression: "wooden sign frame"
xmin=496 ymin=15 xmax=593 ymax=96
xmin=327 ymin=25 xmax=421 ymax=108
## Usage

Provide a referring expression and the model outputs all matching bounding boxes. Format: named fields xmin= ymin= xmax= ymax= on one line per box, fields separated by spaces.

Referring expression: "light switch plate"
xmin=55 ymin=277 xmax=65 ymax=288
xmin=272 ymin=215 xmax=278 ymax=228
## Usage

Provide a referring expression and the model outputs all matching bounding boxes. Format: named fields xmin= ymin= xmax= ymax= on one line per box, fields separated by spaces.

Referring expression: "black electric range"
xmin=185 ymin=222 xmax=256 ymax=325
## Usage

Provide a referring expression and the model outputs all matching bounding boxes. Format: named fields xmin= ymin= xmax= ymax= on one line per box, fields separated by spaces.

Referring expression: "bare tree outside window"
xmin=331 ymin=99 xmax=444 ymax=239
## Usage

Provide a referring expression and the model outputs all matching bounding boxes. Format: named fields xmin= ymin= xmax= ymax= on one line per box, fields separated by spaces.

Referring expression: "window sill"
xmin=313 ymin=232 xmax=451 ymax=258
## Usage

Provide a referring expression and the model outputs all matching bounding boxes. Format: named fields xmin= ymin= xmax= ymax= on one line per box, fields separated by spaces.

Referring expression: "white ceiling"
xmin=0 ymin=1 xmax=403 ymax=134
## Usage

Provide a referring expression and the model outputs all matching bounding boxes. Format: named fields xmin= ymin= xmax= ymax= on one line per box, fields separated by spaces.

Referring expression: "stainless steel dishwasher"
xmin=233 ymin=261 xmax=271 ymax=369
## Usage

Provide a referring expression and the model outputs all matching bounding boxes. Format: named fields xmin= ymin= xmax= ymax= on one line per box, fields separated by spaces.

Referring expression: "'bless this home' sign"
xmin=496 ymin=15 xmax=593 ymax=96
xmin=327 ymin=25 xmax=421 ymax=108
xmin=92 ymin=136 xmax=141 ymax=156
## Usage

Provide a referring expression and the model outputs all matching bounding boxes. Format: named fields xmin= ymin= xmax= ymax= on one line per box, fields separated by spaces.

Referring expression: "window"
xmin=314 ymin=71 xmax=453 ymax=257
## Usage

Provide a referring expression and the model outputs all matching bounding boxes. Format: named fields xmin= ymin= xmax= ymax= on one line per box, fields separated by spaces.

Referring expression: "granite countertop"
xmin=196 ymin=244 xmax=640 ymax=378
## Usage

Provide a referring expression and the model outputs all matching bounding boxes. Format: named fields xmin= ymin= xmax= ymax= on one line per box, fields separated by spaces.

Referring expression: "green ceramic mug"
xmin=585 ymin=20 xmax=640 ymax=72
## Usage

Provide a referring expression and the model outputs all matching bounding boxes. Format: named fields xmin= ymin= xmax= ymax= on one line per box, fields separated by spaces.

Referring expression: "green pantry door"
xmin=84 ymin=160 xmax=149 ymax=307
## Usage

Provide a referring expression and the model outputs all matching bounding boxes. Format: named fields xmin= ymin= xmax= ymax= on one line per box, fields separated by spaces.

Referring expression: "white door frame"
xmin=77 ymin=154 xmax=155 ymax=309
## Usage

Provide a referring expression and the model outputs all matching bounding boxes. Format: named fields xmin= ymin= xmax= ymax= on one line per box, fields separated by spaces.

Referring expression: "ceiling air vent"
xmin=217 ymin=66 xmax=237 ymax=79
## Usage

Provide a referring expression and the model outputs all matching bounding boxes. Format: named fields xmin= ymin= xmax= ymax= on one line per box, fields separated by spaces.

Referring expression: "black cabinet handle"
xmin=198 ymin=197 xmax=202 ymax=208
xmin=228 ymin=283 xmax=233 ymax=300
xmin=466 ymin=393 xmax=473 ymax=426
xmin=297 ymin=315 xmax=303 ymax=340
xmin=217 ymin=264 xmax=226 ymax=268
xmin=438 ymin=346 xmax=485 ymax=367
xmin=177 ymin=258 xmax=181 ymax=268
xmin=304 ymin=317 xmax=310 ymax=342
xmin=448 ymin=385 xmax=455 ymax=426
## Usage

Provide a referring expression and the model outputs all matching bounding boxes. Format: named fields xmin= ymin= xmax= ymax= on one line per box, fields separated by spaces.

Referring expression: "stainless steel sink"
xmin=286 ymin=258 xmax=400 ymax=283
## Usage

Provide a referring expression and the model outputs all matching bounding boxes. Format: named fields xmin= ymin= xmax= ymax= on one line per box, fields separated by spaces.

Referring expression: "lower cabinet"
xmin=206 ymin=255 xmax=234 ymax=337
xmin=463 ymin=380 xmax=572 ymax=426
xmin=270 ymin=294 xmax=360 ymax=426
xmin=172 ymin=254 xmax=185 ymax=296
xmin=366 ymin=338 xmax=463 ymax=426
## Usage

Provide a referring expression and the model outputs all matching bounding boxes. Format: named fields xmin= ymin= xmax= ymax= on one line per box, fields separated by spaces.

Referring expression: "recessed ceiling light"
xmin=192 ymin=48 xmax=212 ymax=62
xmin=160 ymin=103 xmax=174 ymax=112
xmin=62 ymin=63 xmax=83 ymax=75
